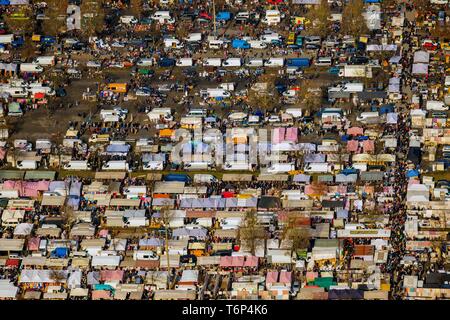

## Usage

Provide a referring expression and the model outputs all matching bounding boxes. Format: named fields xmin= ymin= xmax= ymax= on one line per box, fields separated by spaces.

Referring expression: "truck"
xmin=203 ymin=58 xmax=222 ymax=67
xmin=340 ymin=65 xmax=372 ymax=78
xmin=20 ymin=63 xmax=44 ymax=73
xmin=16 ymin=160 xmax=38 ymax=170
xmin=304 ymin=163 xmax=332 ymax=173
xmin=185 ymin=33 xmax=202 ymax=43
xmin=33 ymin=56 xmax=55 ymax=66
xmin=63 ymin=160 xmax=91 ymax=170
xmin=205 ymin=88 xmax=231 ymax=98
xmin=176 ymin=58 xmax=194 ymax=67
xmin=286 ymin=58 xmax=310 ymax=68
xmin=264 ymin=57 xmax=285 ymax=67
xmin=222 ymin=58 xmax=242 ymax=67
xmin=102 ymin=160 xmax=129 ymax=171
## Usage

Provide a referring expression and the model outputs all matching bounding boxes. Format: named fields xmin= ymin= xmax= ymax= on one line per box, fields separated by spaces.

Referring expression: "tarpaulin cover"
xmin=219 ymin=256 xmax=233 ymax=267
xmin=231 ymin=256 xmax=245 ymax=267
xmin=412 ymin=63 xmax=428 ymax=75
xmin=266 ymin=271 xmax=278 ymax=284
xmin=285 ymin=127 xmax=298 ymax=142
xmin=413 ymin=50 xmax=430 ymax=63
xmin=362 ymin=140 xmax=374 ymax=152
xmin=347 ymin=140 xmax=359 ymax=152
xmin=328 ymin=289 xmax=364 ymax=300
xmin=27 ymin=237 xmax=40 ymax=251
xmin=304 ymin=153 xmax=326 ymax=163
xmin=292 ymin=174 xmax=311 ymax=183
xmin=387 ymin=112 xmax=398 ymax=124
xmin=100 ymin=270 xmax=124 ymax=282
xmin=406 ymin=169 xmax=419 ymax=178
xmin=139 ymin=238 xmax=164 ymax=247
xmin=3 ymin=180 xmax=50 ymax=197
xmin=87 ymin=272 xmax=100 ymax=285
xmin=92 ymin=290 xmax=111 ymax=299
xmin=106 ymin=144 xmax=130 ymax=154
xmin=272 ymin=128 xmax=286 ymax=144
xmin=243 ymin=256 xmax=258 ymax=267
xmin=279 ymin=271 xmax=292 ymax=284
xmin=347 ymin=127 xmax=364 ymax=136
xmin=172 ymin=227 xmax=208 ymax=239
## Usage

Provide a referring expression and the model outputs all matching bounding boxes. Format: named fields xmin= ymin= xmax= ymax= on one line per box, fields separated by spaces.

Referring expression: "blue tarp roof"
xmin=106 ymin=144 xmax=130 ymax=154
xmin=406 ymin=169 xmax=419 ymax=178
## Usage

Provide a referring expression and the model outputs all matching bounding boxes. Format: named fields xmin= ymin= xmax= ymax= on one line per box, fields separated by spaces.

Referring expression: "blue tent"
xmin=52 ymin=247 xmax=68 ymax=258
xmin=406 ymin=169 xmax=419 ymax=178
xmin=356 ymin=136 xmax=369 ymax=141
xmin=340 ymin=135 xmax=350 ymax=142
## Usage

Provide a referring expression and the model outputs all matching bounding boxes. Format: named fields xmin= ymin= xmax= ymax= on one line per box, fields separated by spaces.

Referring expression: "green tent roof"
xmin=0 ymin=170 xmax=25 ymax=180
xmin=24 ymin=171 xmax=56 ymax=180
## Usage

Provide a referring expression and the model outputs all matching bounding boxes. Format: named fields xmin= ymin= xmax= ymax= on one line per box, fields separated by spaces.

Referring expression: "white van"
xmin=185 ymin=33 xmax=202 ymax=43
xmin=102 ymin=160 xmax=129 ymax=171
xmin=143 ymin=161 xmax=164 ymax=170
xmin=203 ymin=58 xmax=222 ymax=67
xmin=176 ymin=58 xmax=194 ymax=67
xmin=64 ymin=160 xmax=91 ymax=170
xmin=136 ymin=58 xmax=154 ymax=66
xmin=426 ymin=100 xmax=448 ymax=111
xmin=218 ymin=82 xmax=235 ymax=91
xmin=0 ymin=86 xmax=28 ymax=98
xmin=27 ymin=86 xmax=55 ymax=96
xmin=304 ymin=163 xmax=331 ymax=173
xmin=262 ymin=10 xmax=281 ymax=25
xmin=120 ymin=15 xmax=138 ymax=24
xmin=20 ymin=63 xmax=44 ymax=73
xmin=357 ymin=112 xmax=380 ymax=122
xmin=224 ymin=162 xmax=252 ymax=171
xmin=285 ymin=108 xmax=302 ymax=118
xmin=151 ymin=11 xmax=175 ymax=24
xmin=163 ymin=37 xmax=184 ymax=49
xmin=264 ymin=58 xmax=285 ymax=67
xmin=33 ymin=56 xmax=55 ymax=66
xmin=315 ymin=56 xmax=332 ymax=66
xmin=248 ymin=40 xmax=267 ymax=49
xmin=16 ymin=160 xmax=37 ymax=170
xmin=206 ymin=88 xmax=231 ymax=98
xmin=184 ymin=161 xmax=211 ymax=170
xmin=187 ymin=109 xmax=207 ymax=117
xmin=193 ymin=174 xmax=217 ymax=183
xmin=266 ymin=163 xmax=295 ymax=173
xmin=222 ymin=58 xmax=242 ymax=67
xmin=208 ymin=39 xmax=226 ymax=49
xmin=246 ymin=58 xmax=264 ymax=67
xmin=260 ymin=33 xmax=281 ymax=43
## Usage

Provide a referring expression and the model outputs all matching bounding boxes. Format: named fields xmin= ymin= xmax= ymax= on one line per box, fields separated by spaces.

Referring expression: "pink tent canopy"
xmin=27 ymin=237 xmax=40 ymax=251
xmin=266 ymin=271 xmax=278 ymax=284
xmin=3 ymin=180 xmax=50 ymax=197
xmin=219 ymin=256 xmax=233 ymax=267
xmin=363 ymin=140 xmax=375 ymax=152
xmin=347 ymin=127 xmax=364 ymax=136
xmin=100 ymin=270 xmax=124 ymax=282
xmin=99 ymin=229 xmax=109 ymax=237
xmin=231 ymin=256 xmax=245 ymax=267
xmin=279 ymin=271 xmax=292 ymax=284
xmin=272 ymin=128 xmax=286 ymax=144
xmin=243 ymin=256 xmax=258 ymax=267
xmin=285 ymin=127 xmax=298 ymax=142
xmin=92 ymin=290 xmax=111 ymax=300
xmin=306 ymin=272 xmax=318 ymax=281
xmin=329 ymin=185 xmax=347 ymax=194
xmin=347 ymin=140 xmax=359 ymax=152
